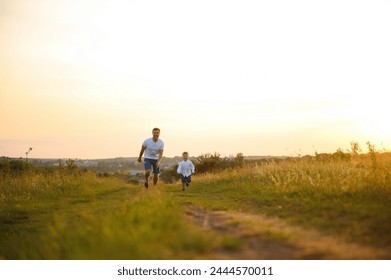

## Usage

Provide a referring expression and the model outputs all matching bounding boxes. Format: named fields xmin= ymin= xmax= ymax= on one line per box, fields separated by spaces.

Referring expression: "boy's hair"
xmin=152 ymin=128 xmax=160 ymax=132
xmin=182 ymin=151 xmax=189 ymax=156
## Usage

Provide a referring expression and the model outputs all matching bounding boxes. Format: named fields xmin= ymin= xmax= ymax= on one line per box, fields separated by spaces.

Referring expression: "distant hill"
xmin=1 ymin=155 xmax=285 ymax=174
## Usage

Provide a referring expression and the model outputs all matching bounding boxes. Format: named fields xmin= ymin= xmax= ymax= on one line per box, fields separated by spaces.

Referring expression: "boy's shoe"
xmin=181 ymin=188 xmax=185 ymax=191
xmin=144 ymin=182 xmax=149 ymax=189
xmin=186 ymin=183 xmax=189 ymax=187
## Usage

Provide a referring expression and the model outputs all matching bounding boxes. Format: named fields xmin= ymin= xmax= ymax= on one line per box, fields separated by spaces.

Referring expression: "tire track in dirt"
xmin=185 ymin=204 xmax=390 ymax=260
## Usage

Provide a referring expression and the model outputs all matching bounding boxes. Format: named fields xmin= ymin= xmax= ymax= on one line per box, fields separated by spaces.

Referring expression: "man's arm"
xmin=137 ymin=145 xmax=146 ymax=162
xmin=157 ymin=150 xmax=164 ymax=167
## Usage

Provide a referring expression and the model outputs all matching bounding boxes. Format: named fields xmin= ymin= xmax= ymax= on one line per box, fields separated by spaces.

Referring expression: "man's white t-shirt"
xmin=177 ymin=160 xmax=195 ymax=177
xmin=142 ymin=138 xmax=164 ymax=160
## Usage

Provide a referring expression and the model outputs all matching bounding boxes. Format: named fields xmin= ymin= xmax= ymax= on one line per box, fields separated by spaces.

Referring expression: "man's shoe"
xmin=144 ymin=182 xmax=148 ymax=189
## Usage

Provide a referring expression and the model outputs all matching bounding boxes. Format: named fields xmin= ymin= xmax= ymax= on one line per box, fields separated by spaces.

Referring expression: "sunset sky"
xmin=1 ymin=0 xmax=391 ymax=159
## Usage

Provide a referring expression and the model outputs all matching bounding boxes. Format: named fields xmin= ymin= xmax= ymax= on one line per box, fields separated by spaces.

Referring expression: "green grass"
xmin=0 ymin=170 xmax=227 ymax=259
xmin=168 ymin=153 xmax=391 ymax=249
xmin=1 ymin=152 xmax=391 ymax=259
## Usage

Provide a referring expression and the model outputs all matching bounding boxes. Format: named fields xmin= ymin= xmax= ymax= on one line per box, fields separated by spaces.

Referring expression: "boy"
xmin=137 ymin=128 xmax=164 ymax=188
xmin=177 ymin=151 xmax=195 ymax=191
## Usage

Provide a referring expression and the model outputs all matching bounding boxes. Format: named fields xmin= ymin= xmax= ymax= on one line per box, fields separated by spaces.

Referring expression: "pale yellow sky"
xmin=1 ymin=0 xmax=391 ymax=159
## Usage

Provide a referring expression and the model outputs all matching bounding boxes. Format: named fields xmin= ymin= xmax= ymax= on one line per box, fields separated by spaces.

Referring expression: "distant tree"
xmin=0 ymin=159 xmax=34 ymax=174
xmin=196 ymin=152 xmax=222 ymax=173
xmin=66 ymin=159 xmax=77 ymax=171
xmin=235 ymin=153 xmax=245 ymax=168
xmin=160 ymin=164 xmax=179 ymax=184
xmin=195 ymin=152 xmax=245 ymax=173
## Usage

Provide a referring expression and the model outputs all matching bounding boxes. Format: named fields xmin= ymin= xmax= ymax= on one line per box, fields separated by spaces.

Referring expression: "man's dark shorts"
xmin=144 ymin=158 xmax=160 ymax=174
xmin=181 ymin=175 xmax=192 ymax=183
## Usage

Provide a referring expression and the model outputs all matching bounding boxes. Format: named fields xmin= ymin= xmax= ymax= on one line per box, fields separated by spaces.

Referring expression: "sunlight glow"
xmin=1 ymin=0 xmax=391 ymax=158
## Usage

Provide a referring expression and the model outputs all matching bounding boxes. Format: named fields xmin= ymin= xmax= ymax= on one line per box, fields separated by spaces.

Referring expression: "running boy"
xmin=177 ymin=151 xmax=195 ymax=191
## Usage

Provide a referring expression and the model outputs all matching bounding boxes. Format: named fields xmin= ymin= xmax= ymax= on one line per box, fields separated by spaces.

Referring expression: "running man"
xmin=137 ymin=128 xmax=164 ymax=188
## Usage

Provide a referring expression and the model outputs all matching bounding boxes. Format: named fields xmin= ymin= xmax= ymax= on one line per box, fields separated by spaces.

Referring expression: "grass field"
xmin=1 ymin=150 xmax=390 ymax=259
xmin=0 ymin=168 xmax=236 ymax=259
xmin=171 ymin=153 xmax=391 ymax=249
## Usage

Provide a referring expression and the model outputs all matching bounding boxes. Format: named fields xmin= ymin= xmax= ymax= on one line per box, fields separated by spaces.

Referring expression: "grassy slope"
xmin=168 ymin=154 xmax=391 ymax=249
xmin=0 ymin=171 xmax=222 ymax=259
xmin=1 ymin=152 xmax=390 ymax=259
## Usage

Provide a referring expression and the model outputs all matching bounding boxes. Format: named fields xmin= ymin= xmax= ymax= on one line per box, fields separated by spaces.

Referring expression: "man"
xmin=137 ymin=128 xmax=164 ymax=188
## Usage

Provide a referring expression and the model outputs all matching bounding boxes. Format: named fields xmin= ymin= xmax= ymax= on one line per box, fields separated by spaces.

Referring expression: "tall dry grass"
xmin=181 ymin=150 xmax=391 ymax=248
xmin=0 ymin=166 xmax=223 ymax=259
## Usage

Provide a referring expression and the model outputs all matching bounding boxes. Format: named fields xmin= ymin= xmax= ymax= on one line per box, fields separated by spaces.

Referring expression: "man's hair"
xmin=152 ymin=128 xmax=160 ymax=132
xmin=182 ymin=151 xmax=189 ymax=156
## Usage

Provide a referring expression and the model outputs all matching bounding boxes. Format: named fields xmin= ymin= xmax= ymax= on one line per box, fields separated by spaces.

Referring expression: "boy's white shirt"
xmin=177 ymin=160 xmax=195 ymax=177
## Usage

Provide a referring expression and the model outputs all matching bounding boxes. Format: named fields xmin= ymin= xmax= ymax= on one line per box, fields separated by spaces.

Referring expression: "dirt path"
xmin=185 ymin=204 xmax=389 ymax=260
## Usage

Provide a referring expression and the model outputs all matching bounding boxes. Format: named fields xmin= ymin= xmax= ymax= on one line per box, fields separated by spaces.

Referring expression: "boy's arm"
xmin=191 ymin=161 xmax=195 ymax=173
xmin=177 ymin=162 xmax=181 ymax=174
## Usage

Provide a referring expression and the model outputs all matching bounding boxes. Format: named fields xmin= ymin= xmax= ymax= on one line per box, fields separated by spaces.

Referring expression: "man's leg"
xmin=144 ymin=159 xmax=153 ymax=189
xmin=145 ymin=169 xmax=151 ymax=188
xmin=152 ymin=160 xmax=160 ymax=187
xmin=153 ymin=173 xmax=159 ymax=187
